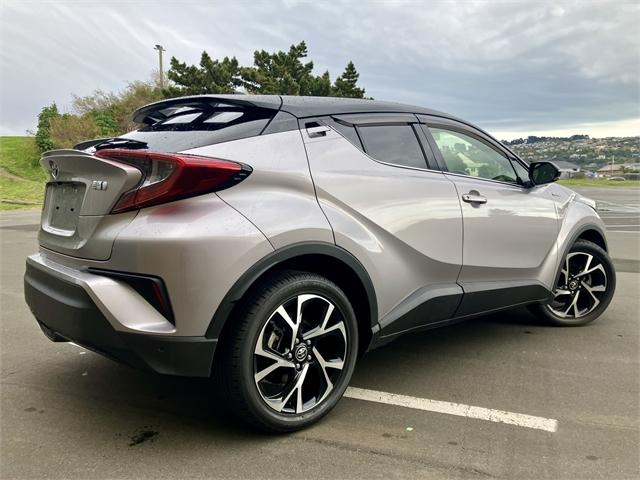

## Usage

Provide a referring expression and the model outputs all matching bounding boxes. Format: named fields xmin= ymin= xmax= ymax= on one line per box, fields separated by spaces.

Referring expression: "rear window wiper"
xmin=92 ymin=137 xmax=149 ymax=151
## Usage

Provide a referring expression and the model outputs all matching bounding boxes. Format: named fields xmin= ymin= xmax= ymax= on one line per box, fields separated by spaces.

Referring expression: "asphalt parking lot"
xmin=1 ymin=186 xmax=638 ymax=479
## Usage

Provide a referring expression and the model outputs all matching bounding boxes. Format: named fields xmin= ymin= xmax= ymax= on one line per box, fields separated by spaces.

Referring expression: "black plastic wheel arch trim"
xmin=205 ymin=241 xmax=378 ymax=341
xmin=551 ymin=224 xmax=608 ymax=292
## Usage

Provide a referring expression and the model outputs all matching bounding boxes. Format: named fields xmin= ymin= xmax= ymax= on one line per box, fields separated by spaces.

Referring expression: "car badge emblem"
xmin=49 ymin=160 xmax=58 ymax=179
xmin=91 ymin=180 xmax=108 ymax=191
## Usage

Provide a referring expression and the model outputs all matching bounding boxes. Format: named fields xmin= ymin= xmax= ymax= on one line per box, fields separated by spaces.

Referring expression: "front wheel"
xmin=530 ymin=239 xmax=616 ymax=326
xmin=218 ymin=270 xmax=358 ymax=432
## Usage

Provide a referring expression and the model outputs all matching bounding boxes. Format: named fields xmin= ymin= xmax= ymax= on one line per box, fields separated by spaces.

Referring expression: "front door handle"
xmin=461 ymin=192 xmax=487 ymax=204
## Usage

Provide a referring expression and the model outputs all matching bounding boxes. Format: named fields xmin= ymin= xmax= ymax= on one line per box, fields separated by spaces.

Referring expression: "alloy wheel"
xmin=253 ymin=294 xmax=348 ymax=414
xmin=547 ymin=251 xmax=608 ymax=319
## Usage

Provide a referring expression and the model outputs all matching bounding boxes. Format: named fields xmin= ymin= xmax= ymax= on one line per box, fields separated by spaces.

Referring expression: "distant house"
xmin=624 ymin=163 xmax=640 ymax=172
xmin=549 ymin=160 xmax=581 ymax=178
xmin=597 ymin=164 xmax=624 ymax=177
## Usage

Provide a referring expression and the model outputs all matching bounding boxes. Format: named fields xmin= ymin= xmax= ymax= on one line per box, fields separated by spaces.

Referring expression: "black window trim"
xmin=332 ymin=112 xmax=419 ymax=126
xmin=418 ymin=116 xmax=530 ymax=189
xmin=310 ymin=114 xmax=443 ymax=174
xmin=333 ymin=112 xmax=439 ymax=170
xmin=322 ymin=116 xmax=364 ymax=150
xmin=416 ymin=114 xmax=529 ymax=166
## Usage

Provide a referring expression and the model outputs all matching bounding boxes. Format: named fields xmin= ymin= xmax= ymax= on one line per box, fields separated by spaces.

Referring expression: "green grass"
xmin=0 ymin=136 xmax=47 ymax=210
xmin=558 ymin=178 xmax=640 ymax=188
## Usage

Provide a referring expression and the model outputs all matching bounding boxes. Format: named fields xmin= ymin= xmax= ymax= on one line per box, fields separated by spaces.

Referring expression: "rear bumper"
xmin=24 ymin=259 xmax=217 ymax=377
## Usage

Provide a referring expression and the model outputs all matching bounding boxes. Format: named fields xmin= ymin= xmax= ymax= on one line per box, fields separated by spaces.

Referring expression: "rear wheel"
xmin=218 ymin=270 xmax=358 ymax=432
xmin=530 ymin=239 xmax=616 ymax=326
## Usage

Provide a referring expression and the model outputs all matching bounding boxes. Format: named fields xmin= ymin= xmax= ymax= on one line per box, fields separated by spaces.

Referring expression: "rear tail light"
xmin=95 ymin=149 xmax=252 ymax=213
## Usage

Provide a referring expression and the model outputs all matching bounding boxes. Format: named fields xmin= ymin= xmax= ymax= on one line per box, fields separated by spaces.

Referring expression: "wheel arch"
xmin=553 ymin=224 xmax=609 ymax=288
xmin=206 ymin=242 xmax=378 ymax=356
xmin=575 ymin=227 xmax=607 ymax=252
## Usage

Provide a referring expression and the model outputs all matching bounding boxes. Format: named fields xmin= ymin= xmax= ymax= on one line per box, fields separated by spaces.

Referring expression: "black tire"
xmin=217 ymin=270 xmax=358 ymax=432
xmin=529 ymin=239 xmax=616 ymax=326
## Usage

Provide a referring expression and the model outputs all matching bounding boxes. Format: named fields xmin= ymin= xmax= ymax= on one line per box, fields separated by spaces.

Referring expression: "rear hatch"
xmin=39 ymin=149 xmax=142 ymax=260
xmin=38 ymin=95 xmax=281 ymax=260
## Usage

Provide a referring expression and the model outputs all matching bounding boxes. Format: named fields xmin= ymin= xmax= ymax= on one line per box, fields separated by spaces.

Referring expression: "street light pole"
xmin=154 ymin=44 xmax=166 ymax=89
xmin=611 ymin=154 xmax=615 ymax=178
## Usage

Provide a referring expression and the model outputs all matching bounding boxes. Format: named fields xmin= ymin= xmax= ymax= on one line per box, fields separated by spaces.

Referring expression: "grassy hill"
xmin=0 ymin=136 xmax=46 ymax=210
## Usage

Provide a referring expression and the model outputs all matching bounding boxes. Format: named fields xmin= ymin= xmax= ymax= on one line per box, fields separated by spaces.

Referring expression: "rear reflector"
xmin=95 ymin=149 xmax=251 ymax=213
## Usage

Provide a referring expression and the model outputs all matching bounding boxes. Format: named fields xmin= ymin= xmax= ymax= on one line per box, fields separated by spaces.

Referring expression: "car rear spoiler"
xmin=132 ymin=95 xmax=283 ymax=125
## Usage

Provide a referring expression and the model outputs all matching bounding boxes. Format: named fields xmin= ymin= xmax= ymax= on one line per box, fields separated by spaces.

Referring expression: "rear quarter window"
xmin=328 ymin=120 xmax=363 ymax=150
xmin=358 ymin=124 xmax=427 ymax=169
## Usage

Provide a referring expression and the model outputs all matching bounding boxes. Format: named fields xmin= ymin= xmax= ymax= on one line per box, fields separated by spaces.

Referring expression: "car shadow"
xmin=27 ymin=306 xmax=551 ymax=440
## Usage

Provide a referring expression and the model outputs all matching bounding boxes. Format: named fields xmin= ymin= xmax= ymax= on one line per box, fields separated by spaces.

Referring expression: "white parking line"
xmin=344 ymin=387 xmax=558 ymax=433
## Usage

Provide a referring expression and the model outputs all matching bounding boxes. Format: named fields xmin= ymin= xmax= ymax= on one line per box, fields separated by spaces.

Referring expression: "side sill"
xmin=369 ymin=281 xmax=552 ymax=349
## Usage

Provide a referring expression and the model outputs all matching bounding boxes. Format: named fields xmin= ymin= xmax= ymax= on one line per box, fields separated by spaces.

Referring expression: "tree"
xmin=165 ymin=52 xmax=241 ymax=96
xmin=309 ymin=71 xmax=332 ymax=97
xmin=332 ymin=61 xmax=365 ymax=98
xmin=166 ymin=41 xmax=367 ymax=98
xmin=35 ymin=103 xmax=59 ymax=152
xmin=90 ymin=111 xmax=119 ymax=137
xmin=240 ymin=41 xmax=320 ymax=95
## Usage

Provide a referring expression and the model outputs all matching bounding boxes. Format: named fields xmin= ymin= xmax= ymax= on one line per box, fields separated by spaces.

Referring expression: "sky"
xmin=1 ymin=0 xmax=639 ymax=140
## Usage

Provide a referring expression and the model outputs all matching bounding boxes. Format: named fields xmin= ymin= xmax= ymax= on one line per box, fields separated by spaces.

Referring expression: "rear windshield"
xmin=120 ymin=105 xmax=275 ymax=152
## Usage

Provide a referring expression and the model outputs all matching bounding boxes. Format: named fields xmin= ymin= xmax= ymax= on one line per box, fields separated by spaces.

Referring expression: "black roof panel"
xmin=133 ymin=94 xmax=459 ymax=124
xmin=278 ymin=95 xmax=452 ymax=118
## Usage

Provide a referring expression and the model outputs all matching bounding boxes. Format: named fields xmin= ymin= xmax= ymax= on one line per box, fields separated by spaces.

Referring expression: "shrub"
xmin=35 ymin=103 xmax=59 ymax=152
xmin=49 ymin=114 xmax=100 ymax=149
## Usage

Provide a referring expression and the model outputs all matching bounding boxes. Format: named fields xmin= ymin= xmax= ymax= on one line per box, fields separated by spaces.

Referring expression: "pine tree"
xmin=165 ymin=42 xmax=367 ymax=98
xmin=166 ymin=52 xmax=241 ymax=95
xmin=308 ymin=71 xmax=332 ymax=96
xmin=240 ymin=41 xmax=316 ymax=95
xmin=332 ymin=61 xmax=365 ymax=98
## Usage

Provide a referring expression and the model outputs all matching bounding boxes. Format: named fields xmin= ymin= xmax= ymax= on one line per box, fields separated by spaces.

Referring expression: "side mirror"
xmin=529 ymin=161 xmax=560 ymax=186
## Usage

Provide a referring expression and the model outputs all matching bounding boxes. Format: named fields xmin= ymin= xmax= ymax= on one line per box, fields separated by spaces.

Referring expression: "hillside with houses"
xmin=503 ymin=135 xmax=640 ymax=178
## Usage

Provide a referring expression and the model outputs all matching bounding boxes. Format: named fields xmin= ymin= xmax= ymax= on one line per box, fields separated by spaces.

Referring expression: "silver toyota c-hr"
xmin=25 ymin=95 xmax=616 ymax=431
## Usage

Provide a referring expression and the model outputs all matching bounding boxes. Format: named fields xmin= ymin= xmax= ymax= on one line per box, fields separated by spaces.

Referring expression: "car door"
xmin=302 ymin=114 xmax=464 ymax=336
xmin=419 ymin=116 xmax=559 ymax=315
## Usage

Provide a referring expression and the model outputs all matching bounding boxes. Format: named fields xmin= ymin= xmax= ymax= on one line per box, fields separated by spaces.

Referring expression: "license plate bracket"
xmin=43 ymin=182 xmax=86 ymax=234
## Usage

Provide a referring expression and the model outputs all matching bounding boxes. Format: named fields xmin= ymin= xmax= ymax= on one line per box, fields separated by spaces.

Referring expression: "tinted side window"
xmin=329 ymin=121 xmax=363 ymax=150
xmin=358 ymin=125 xmax=427 ymax=169
xmin=511 ymin=159 xmax=530 ymax=183
xmin=429 ymin=127 xmax=517 ymax=183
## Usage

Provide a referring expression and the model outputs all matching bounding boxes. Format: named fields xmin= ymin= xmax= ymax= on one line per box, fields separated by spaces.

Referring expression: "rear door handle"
xmin=462 ymin=192 xmax=487 ymax=204
xmin=306 ymin=125 xmax=331 ymax=138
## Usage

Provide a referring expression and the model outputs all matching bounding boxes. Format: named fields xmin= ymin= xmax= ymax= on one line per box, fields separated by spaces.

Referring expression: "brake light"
xmin=95 ymin=149 xmax=251 ymax=213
